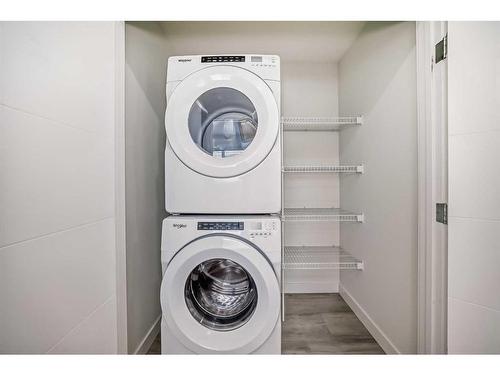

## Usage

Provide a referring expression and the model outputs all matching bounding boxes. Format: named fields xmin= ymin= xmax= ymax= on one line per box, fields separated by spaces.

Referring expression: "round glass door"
xmin=165 ymin=66 xmax=279 ymax=178
xmin=185 ymin=258 xmax=258 ymax=331
xmin=188 ymin=88 xmax=258 ymax=159
xmin=160 ymin=234 xmax=280 ymax=353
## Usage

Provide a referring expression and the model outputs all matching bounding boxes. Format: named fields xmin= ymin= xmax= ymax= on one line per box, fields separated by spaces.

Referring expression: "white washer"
xmin=160 ymin=215 xmax=281 ymax=354
xmin=165 ymin=55 xmax=281 ymax=214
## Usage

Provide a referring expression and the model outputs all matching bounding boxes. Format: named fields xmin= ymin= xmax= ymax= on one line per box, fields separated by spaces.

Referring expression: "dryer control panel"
xmin=199 ymin=55 xmax=278 ymax=68
xmin=167 ymin=54 xmax=280 ymax=82
xmin=201 ymin=55 xmax=245 ymax=63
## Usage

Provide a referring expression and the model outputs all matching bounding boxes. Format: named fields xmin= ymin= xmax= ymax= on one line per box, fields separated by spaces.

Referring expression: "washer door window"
xmin=185 ymin=258 xmax=257 ymax=331
xmin=166 ymin=66 xmax=279 ymax=178
xmin=160 ymin=235 xmax=280 ymax=354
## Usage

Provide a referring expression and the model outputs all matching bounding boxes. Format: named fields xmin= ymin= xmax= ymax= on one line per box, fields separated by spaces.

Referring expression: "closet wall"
xmin=282 ymin=61 xmax=341 ymax=292
xmin=124 ymin=22 xmax=170 ymax=354
xmin=338 ymin=22 xmax=418 ymax=354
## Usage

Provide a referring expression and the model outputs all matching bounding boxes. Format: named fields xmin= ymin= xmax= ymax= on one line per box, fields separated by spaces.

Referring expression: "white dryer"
xmin=160 ymin=215 xmax=281 ymax=354
xmin=164 ymin=55 xmax=281 ymax=214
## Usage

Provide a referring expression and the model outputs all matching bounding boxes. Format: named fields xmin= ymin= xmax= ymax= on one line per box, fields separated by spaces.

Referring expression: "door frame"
xmin=114 ymin=20 xmax=128 ymax=354
xmin=416 ymin=21 xmax=448 ymax=354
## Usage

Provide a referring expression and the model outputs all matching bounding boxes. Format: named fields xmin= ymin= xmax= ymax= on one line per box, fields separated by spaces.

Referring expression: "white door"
xmin=416 ymin=21 xmax=449 ymax=354
xmin=165 ymin=66 xmax=280 ymax=178
xmin=160 ymin=235 xmax=280 ymax=353
xmin=448 ymin=22 xmax=500 ymax=353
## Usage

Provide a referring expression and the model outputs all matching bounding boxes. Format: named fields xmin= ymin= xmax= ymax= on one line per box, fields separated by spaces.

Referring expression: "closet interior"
xmin=125 ymin=21 xmax=418 ymax=354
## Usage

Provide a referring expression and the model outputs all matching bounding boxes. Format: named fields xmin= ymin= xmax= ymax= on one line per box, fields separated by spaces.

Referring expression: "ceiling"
xmin=159 ymin=22 xmax=366 ymax=63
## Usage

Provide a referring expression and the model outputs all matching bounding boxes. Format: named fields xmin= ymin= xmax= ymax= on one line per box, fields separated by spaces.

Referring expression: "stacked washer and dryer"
xmin=160 ymin=55 xmax=282 ymax=354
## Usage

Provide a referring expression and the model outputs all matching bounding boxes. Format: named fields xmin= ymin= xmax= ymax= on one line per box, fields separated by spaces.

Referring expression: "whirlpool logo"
xmin=172 ymin=223 xmax=187 ymax=229
xmin=177 ymin=58 xmax=192 ymax=63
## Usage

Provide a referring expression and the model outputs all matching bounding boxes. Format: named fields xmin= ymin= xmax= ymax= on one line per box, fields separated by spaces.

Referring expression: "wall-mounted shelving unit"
xmin=282 ymin=207 xmax=364 ymax=222
xmin=280 ymin=115 xmax=364 ymax=308
xmin=282 ymin=116 xmax=363 ymax=131
xmin=283 ymin=165 xmax=364 ymax=173
xmin=284 ymin=246 xmax=363 ymax=270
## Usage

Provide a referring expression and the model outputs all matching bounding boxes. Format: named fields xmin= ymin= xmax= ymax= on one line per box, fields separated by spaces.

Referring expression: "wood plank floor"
xmin=282 ymin=293 xmax=384 ymax=354
xmin=147 ymin=332 xmax=161 ymax=354
xmin=147 ymin=293 xmax=384 ymax=355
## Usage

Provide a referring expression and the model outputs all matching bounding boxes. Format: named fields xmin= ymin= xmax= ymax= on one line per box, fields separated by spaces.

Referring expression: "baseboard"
xmin=133 ymin=315 xmax=161 ymax=355
xmin=339 ymin=284 xmax=400 ymax=354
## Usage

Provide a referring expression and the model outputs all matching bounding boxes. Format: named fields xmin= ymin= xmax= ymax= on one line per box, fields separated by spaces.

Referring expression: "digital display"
xmin=251 ymin=56 xmax=263 ymax=62
xmin=201 ymin=56 xmax=245 ymax=63
xmin=198 ymin=222 xmax=244 ymax=230
xmin=247 ymin=222 xmax=262 ymax=230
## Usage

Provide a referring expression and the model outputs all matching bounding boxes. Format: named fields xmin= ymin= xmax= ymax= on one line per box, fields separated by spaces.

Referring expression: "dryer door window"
xmin=184 ymin=258 xmax=258 ymax=331
xmin=188 ymin=88 xmax=258 ymax=159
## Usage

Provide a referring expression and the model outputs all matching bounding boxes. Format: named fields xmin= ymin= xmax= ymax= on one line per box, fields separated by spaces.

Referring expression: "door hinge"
xmin=436 ymin=203 xmax=448 ymax=225
xmin=435 ymin=34 xmax=448 ymax=64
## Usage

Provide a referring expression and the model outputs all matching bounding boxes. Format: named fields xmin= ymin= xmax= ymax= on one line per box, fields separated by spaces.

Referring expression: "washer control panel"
xmin=195 ymin=220 xmax=279 ymax=239
xmin=201 ymin=55 xmax=245 ymax=63
xmin=198 ymin=221 xmax=244 ymax=231
xmin=248 ymin=220 xmax=279 ymax=239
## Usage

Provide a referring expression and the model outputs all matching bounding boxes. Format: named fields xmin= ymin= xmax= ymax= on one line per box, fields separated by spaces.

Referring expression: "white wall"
xmin=124 ymin=22 xmax=169 ymax=354
xmin=447 ymin=22 xmax=500 ymax=354
xmin=338 ymin=22 xmax=418 ymax=353
xmin=0 ymin=22 xmax=118 ymax=353
xmin=282 ymin=61 xmax=341 ymax=293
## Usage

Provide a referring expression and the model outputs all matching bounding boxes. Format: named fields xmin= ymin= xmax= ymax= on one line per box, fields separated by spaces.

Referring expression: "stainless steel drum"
xmin=185 ymin=258 xmax=258 ymax=331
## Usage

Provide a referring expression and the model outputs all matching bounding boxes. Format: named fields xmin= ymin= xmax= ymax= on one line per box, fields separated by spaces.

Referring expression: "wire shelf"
xmin=282 ymin=116 xmax=363 ymax=131
xmin=282 ymin=207 xmax=364 ymax=222
xmin=283 ymin=246 xmax=363 ymax=270
xmin=283 ymin=165 xmax=364 ymax=173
